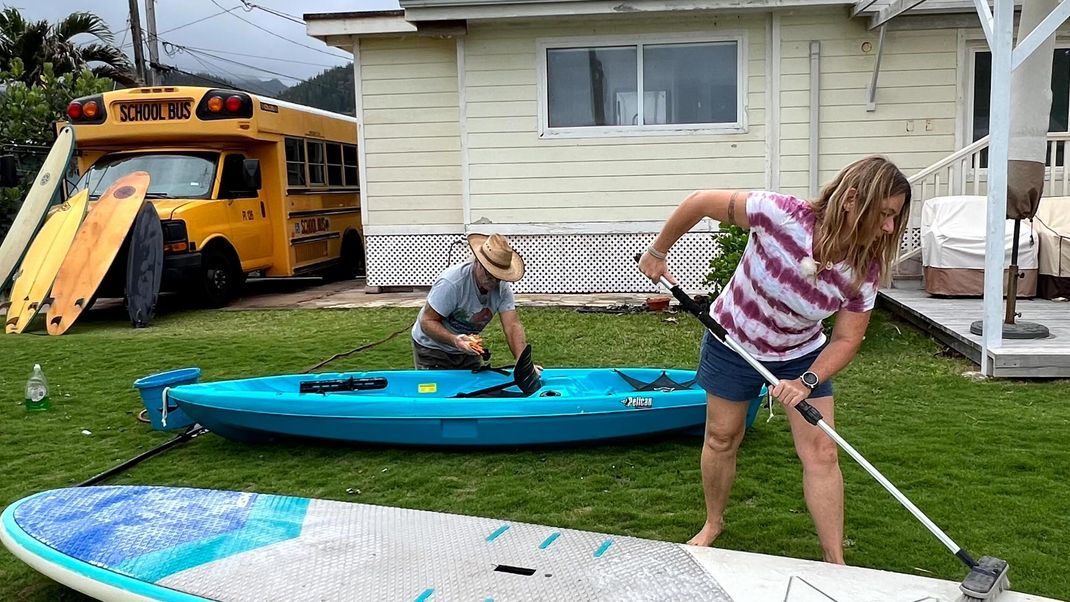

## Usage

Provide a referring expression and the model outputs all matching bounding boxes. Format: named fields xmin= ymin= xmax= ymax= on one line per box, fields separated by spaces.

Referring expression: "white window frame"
xmin=536 ymin=31 xmax=748 ymax=139
xmin=964 ymin=36 xmax=1070 ymax=148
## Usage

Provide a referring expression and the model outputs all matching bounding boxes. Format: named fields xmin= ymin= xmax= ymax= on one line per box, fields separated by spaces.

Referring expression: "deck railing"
xmin=895 ymin=131 xmax=1070 ymax=276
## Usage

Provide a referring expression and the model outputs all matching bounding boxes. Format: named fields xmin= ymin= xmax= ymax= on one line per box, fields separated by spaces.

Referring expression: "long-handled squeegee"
xmin=644 ymin=267 xmax=1010 ymax=601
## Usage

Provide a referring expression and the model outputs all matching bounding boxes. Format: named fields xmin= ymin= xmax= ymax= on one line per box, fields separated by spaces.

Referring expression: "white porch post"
xmin=980 ymin=0 xmax=1014 ymax=374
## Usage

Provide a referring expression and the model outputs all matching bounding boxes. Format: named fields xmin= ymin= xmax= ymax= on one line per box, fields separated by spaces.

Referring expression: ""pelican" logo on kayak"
xmin=621 ymin=396 xmax=653 ymax=408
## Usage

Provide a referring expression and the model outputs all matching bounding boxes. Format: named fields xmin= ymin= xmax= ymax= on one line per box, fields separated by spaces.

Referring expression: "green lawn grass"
xmin=0 ymin=304 xmax=1068 ymax=600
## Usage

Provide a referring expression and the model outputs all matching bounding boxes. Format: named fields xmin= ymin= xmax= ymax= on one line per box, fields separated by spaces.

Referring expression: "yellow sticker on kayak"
xmin=418 ymin=383 xmax=437 ymax=394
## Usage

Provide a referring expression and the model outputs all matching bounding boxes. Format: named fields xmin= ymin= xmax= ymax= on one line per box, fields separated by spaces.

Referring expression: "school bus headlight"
xmin=161 ymin=219 xmax=189 ymax=253
xmin=83 ymin=101 xmax=99 ymax=119
xmin=207 ymin=95 xmax=224 ymax=113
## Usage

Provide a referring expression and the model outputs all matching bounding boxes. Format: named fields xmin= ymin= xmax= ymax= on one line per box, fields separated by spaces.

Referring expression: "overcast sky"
xmin=6 ymin=0 xmax=400 ymax=83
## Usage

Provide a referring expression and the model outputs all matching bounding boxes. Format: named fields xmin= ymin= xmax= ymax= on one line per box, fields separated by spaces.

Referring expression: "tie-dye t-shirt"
xmin=710 ymin=191 xmax=879 ymax=361
xmin=411 ymin=261 xmax=516 ymax=353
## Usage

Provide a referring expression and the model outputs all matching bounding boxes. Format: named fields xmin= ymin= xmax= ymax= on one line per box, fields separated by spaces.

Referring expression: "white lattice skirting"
xmin=365 ymin=232 xmax=722 ymax=293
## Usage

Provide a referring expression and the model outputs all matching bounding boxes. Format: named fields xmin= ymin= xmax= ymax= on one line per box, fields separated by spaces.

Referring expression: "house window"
xmin=542 ymin=35 xmax=742 ymax=135
xmin=971 ymin=48 xmax=1070 ymax=165
xmin=285 ymin=137 xmax=305 ymax=186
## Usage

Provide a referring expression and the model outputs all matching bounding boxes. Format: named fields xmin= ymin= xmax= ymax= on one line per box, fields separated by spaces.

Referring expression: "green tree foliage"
xmin=703 ymin=224 xmax=749 ymax=298
xmin=279 ymin=65 xmax=354 ymax=115
xmin=0 ymin=8 xmax=135 ymax=87
xmin=0 ymin=60 xmax=111 ymax=236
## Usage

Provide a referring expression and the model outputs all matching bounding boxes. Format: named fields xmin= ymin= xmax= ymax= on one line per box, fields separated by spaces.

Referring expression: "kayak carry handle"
xmin=299 ymin=376 xmax=389 ymax=394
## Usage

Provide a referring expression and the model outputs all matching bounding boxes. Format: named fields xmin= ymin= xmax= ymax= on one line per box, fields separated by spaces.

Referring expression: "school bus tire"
xmin=199 ymin=245 xmax=242 ymax=308
xmin=328 ymin=230 xmax=366 ymax=280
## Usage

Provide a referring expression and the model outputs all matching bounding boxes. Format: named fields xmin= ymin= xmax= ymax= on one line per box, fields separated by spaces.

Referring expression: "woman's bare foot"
xmin=686 ymin=521 xmax=723 ymax=547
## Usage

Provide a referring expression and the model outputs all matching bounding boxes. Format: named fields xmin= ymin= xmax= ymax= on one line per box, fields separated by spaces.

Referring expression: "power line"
xmin=209 ymin=0 xmax=350 ymax=60
xmin=238 ymin=0 xmax=304 ymax=26
xmin=158 ymin=7 xmax=240 ymax=36
xmin=172 ymin=43 xmax=341 ymax=68
xmin=151 ymin=61 xmax=252 ymax=91
xmin=180 ymin=46 xmax=349 ymax=98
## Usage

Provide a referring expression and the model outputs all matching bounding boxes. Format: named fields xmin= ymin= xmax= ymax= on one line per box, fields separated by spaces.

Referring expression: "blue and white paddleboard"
xmin=0 ymin=486 xmax=1059 ymax=602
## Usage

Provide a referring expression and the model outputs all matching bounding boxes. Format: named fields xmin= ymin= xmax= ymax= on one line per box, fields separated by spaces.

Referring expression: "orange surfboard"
xmin=47 ymin=172 xmax=150 ymax=335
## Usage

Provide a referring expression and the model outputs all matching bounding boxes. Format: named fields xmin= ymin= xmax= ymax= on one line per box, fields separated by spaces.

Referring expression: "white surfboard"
xmin=0 ymin=486 xmax=1059 ymax=602
xmin=0 ymin=126 xmax=76 ymax=298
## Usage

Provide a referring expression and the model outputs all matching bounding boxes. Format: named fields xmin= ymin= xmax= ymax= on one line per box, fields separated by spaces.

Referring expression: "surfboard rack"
xmin=299 ymin=377 xmax=388 ymax=394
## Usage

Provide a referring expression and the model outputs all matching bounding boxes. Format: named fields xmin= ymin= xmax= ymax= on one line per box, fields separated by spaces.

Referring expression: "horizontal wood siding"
xmin=464 ymin=14 xmax=769 ymax=225
xmin=360 ymin=37 xmax=463 ymax=226
xmin=777 ymin=10 xmax=958 ymax=196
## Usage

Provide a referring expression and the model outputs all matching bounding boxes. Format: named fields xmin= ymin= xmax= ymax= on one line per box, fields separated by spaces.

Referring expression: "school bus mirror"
xmin=0 ymin=155 xmax=17 ymax=187
xmin=242 ymin=158 xmax=262 ymax=191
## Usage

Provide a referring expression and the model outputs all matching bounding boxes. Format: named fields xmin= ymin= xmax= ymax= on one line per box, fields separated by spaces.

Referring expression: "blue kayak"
xmin=168 ymin=348 xmax=707 ymax=446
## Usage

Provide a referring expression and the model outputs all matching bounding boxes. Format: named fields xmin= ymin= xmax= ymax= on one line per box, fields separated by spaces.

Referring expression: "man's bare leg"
xmin=687 ymin=393 xmax=749 ymax=546
xmin=786 ymin=395 xmax=845 ymax=564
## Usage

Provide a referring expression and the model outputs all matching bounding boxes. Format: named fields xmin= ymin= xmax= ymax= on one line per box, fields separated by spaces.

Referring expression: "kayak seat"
xmin=455 ymin=345 xmax=542 ymax=398
xmin=613 ymin=370 xmax=697 ymax=392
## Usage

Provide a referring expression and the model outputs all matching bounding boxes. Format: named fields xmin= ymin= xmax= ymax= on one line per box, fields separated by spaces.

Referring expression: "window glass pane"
xmin=285 ymin=137 xmax=304 ymax=161
xmin=643 ymin=42 xmax=737 ymax=125
xmin=307 ymin=141 xmax=325 ymax=165
xmin=287 ymin=163 xmax=305 ymax=186
xmin=343 ymin=145 xmax=357 ymax=165
xmin=973 ymin=51 xmax=992 ymax=142
xmin=327 ymin=143 xmax=342 ymax=165
xmin=547 ymin=46 xmax=637 ymax=127
xmin=344 ymin=166 xmax=358 ymax=187
xmin=307 ymin=141 xmax=325 ymax=186
xmin=328 ymin=165 xmax=343 ymax=186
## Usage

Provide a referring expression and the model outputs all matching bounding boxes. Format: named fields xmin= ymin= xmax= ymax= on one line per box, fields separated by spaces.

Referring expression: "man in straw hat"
xmin=411 ymin=233 xmax=540 ymax=372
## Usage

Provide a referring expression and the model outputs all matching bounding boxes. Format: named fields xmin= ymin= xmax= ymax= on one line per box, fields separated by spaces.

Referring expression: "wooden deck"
xmin=879 ymin=285 xmax=1070 ymax=378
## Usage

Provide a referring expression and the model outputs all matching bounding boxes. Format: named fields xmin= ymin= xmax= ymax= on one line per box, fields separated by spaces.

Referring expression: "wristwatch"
xmin=800 ymin=371 xmax=820 ymax=390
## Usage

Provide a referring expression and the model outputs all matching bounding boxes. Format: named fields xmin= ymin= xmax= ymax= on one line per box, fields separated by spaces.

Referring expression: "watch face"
xmin=802 ymin=372 xmax=818 ymax=387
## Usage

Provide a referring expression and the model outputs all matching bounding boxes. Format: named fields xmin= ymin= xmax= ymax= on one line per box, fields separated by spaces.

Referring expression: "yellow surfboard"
xmin=4 ymin=190 xmax=90 ymax=334
xmin=47 ymin=173 xmax=150 ymax=336
xmin=0 ymin=126 xmax=75 ymax=299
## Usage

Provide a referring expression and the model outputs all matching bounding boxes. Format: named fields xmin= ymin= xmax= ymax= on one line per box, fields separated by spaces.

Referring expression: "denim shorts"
xmin=696 ymin=332 xmax=833 ymax=402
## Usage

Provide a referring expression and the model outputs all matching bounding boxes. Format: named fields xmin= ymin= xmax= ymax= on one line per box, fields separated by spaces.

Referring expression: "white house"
xmin=305 ymin=0 xmax=1068 ymax=293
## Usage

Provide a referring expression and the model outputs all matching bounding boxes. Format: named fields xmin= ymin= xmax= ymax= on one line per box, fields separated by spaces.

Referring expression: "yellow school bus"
xmin=64 ymin=86 xmax=363 ymax=307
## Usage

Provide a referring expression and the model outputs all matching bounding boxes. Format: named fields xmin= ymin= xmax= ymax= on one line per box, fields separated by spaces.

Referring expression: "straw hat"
xmin=468 ymin=233 xmax=525 ymax=282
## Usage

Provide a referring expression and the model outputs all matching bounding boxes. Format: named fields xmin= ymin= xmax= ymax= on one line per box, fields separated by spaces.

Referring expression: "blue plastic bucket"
xmin=133 ymin=368 xmax=200 ymax=431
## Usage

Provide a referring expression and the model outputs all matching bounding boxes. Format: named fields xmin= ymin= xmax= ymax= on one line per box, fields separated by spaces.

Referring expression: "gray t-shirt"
xmin=411 ymin=261 xmax=516 ymax=353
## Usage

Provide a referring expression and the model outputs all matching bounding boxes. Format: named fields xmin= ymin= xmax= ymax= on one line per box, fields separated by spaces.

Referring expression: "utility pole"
xmin=143 ymin=0 xmax=161 ymax=85
xmin=127 ymin=0 xmax=146 ymax=85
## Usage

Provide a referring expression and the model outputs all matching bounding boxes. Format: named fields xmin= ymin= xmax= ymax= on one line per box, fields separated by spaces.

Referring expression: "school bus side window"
xmin=326 ymin=143 xmax=343 ymax=186
xmin=285 ymin=137 xmax=305 ymax=186
xmin=343 ymin=144 xmax=358 ymax=189
xmin=307 ymin=140 xmax=326 ymax=186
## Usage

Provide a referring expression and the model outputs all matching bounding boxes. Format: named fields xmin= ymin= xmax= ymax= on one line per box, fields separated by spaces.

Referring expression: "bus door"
xmin=218 ymin=152 xmax=272 ymax=266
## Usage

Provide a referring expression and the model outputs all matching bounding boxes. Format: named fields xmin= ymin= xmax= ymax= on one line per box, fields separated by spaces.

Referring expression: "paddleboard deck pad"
xmin=0 ymin=486 xmax=1058 ymax=602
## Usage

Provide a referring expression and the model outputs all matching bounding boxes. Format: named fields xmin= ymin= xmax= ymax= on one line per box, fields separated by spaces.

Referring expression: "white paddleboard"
xmin=1 ymin=486 xmax=1061 ymax=602
xmin=0 ymin=126 xmax=75 ymax=297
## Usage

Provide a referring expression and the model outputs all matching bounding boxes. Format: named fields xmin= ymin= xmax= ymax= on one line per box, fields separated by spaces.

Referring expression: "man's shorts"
xmin=412 ymin=339 xmax=482 ymax=371
xmin=696 ymin=331 xmax=833 ymax=402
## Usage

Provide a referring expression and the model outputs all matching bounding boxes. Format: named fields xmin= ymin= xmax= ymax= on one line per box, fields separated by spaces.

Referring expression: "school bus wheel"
xmin=200 ymin=246 xmax=242 ymax=307
xmin=327 ymin=230 xmax=366 ymax=281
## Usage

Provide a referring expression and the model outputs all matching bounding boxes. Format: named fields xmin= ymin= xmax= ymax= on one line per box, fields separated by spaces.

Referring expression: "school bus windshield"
xmin=75 ymin=151 xmax=217 ymax=200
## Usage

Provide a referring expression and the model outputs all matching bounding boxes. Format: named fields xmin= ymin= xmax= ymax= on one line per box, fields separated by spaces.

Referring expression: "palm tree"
xmin=0 ymin=8 xmax=136 ymax=86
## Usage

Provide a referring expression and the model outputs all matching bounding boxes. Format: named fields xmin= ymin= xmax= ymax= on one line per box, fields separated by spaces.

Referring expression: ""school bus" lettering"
xmin=295 ymin=217 xmax=330 ymax=236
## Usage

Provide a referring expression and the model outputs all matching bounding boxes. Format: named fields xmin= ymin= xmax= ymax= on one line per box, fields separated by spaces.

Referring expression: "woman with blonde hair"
xmin=638 ymin=155 xmax=910 ymax=564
